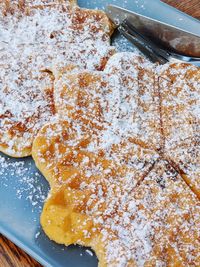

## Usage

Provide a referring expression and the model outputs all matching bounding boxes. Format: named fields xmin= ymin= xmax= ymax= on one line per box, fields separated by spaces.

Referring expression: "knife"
xmin=106 ymin=5 xmax=200 ymax=64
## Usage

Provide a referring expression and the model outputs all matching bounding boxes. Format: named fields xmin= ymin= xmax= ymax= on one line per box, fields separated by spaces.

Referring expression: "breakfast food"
xmin=0 ymin=71 xmax=55 ymax=157
xmin=40 ymin=160 xmax=200 ymax=266
xmin=159 ymin=63 xmax=200 ymax=198
xmin=0 ymin=0 xmax=114 ymax=157
xmin=0 ymin=1 xmax=77 ymax=15
xmin=32 ymin=119 xmax=159 ymax=189
xmin=32 ymin=53 xmax=200 ymax=266
xmin=54 ymin=54 xmax=162 ymax=150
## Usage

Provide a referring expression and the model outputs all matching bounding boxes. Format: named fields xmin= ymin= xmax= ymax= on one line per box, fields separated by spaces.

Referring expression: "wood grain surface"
xmin=1 ymin=1 xmax=199 ymax=267
xmin=0 ymin=234 xmax=42 ymax=267
xmin=163 ymin=0 xmax=200 ymax=19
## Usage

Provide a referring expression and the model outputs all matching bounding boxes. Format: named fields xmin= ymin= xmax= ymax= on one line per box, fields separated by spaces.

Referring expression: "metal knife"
xmin=106 ymin=4 xmax=200 ymax=64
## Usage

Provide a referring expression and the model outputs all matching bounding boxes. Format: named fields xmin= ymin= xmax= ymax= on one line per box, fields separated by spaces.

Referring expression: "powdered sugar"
xmin=0 ymin=153 xmax=48 ymax=210
xmin=158 ymin=63 xmax=200 ymax=196
xmin=54 ymin=53 xmax=162 ymax=151
xmin=0 ymin=0 xmax=115 ymax=156
xmin=36 ymin=53 xmax=200 ymax=266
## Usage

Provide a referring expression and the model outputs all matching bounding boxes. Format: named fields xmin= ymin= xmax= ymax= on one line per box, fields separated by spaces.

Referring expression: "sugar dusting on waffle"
xmin=84 ymin=160 xmax=200 ymax=266
xmin=54 ymin=53 xmax=162 ymax=151
xmin=0 ymin=0 xmax=115 ymax=157
xmin=34 ymin=118 xmax=200 ymax=266
xmin=32 ymin=53 xmax=200 ymax=266
xmin=158 ymin=63 xmax=200 ymax=198
xmin=32 ymin=117 xmax=160 ymax=266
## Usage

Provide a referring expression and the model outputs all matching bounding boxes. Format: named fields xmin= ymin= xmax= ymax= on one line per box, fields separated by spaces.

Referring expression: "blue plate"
xmin=0 ymin=1 xmax=199 ymax=266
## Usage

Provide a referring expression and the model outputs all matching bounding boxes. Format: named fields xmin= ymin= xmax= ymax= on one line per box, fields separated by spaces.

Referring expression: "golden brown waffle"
xmin=159 ymin=63 xmax=200 ymax=198
xmin=33 ymin=122 xmax=200 ymax=266
xmin=32 ymin=119 xmax=159 ymax=188
xmin=0 ymin=0 xmax=115 ymax=157
xmin=32 ymin=117 xmax=158 ymax=266
xmin=0 ymin=72 xmax=55 ymax=157
xmin=0 ymin=0 xmax=77 ymax=15
xmin=32 ymin=53 xmax=200 ymax=266
xmin=54 ymin=53 xmax=162 ymax=151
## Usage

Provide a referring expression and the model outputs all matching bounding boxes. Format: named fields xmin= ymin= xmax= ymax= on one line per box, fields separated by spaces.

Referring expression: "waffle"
xmin=0 ymin=0 xmax=115 ymax=157
xmin=159 ymin=63 xmax=200 ymax=198
xmin=33 ymin=121 xmax=200 ymax=266
xmin=32 ymin=52 xmax=200 ymax=266
xmin=0 ymin=0 xmax=77 ymax=15
xmin=32 ymin=118 xmax=159 ymax=188
xmin=32 ymin=117 xmax=159 ymax=265
xmin=0 ymin=71 xmax=55 ymax=157
xmin=54 ymin=53 xmax=162 ymax=150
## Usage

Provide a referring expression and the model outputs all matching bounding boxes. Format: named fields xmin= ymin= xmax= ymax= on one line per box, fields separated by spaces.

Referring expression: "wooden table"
xmin=1 ymin=1 xmax=200 ymax=266
xmin=163 ymin=0 xmax=200 ymax=19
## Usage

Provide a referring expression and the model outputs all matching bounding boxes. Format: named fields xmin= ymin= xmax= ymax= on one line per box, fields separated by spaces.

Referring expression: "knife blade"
xmin=106 ymin=4 xmax=200 ymax=58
